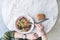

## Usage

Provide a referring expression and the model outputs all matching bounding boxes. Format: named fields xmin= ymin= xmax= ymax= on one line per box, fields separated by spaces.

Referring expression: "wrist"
xmin=21 ymin=34 xmax=26 ymax=39
xmin=40 ymin=31 xmax=46 ymax=36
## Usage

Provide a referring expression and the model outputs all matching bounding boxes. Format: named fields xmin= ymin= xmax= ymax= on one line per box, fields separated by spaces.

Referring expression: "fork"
xmin=29 ymin=18 xmax=49 ymax=24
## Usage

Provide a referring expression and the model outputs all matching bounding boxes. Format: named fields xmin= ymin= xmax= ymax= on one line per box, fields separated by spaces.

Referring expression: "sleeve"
xmin=2 ymin=32 xmax=11 ymax=40
xmin=37 ymin=37 xmax=42 ymax=40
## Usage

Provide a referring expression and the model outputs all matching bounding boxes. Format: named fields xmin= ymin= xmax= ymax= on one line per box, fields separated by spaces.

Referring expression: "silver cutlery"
xmin=30 ymin=18 xmax=49 ymax=24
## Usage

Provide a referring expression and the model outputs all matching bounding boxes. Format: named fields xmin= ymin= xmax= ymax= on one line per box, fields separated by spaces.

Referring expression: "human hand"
xmin=26 ymin=33 xmax=38 ymax=40
xmin=35 ymin=24 xmax=48 ymax=40
xmin=35 ymin=24 xmax=46 ymax=36
xmin=14 ymin=32 xmax=24 ymax=38
xmin=35 ymin=24 xmax=44 ymax=31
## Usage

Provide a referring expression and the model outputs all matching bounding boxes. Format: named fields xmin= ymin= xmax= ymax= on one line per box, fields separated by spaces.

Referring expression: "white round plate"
xmin=2 ymin=0 xmax=58 ymax=37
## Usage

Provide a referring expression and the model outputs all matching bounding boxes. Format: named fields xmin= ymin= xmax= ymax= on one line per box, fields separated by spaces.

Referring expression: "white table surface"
xmin=0 ymin=0 xmax=9 ymax=38
xmin=0 ymin=0 xmax=60 ymax=40
xmin=47 ymin=0 xmax=60 ymax=40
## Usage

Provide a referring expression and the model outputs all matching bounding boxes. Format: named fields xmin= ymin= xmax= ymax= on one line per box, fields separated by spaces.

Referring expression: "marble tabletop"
xmin=0 ymin=0 xmax=60 ymax=40
xmin=47 ymin=0 xmax=60 ymax=40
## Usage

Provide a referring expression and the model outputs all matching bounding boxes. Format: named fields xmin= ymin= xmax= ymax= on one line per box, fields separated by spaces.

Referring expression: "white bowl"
xmin=15 ymin=15 xmax=34 ymax=34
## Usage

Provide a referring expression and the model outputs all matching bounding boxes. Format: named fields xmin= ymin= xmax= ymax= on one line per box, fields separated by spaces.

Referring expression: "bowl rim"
xmin=15 ymin=15 xmax=34 ymax=34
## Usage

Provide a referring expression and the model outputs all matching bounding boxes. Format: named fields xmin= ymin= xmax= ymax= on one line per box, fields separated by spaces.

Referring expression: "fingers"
xmin=26 ymin=33 xmax=38 ymax=39
xmin=30 ymin=33 xmax=38 ymax=38
xmin=35 ymin=24 xmax=42 ymax=27
xmin=35 ymin=24 xmax=44 ymax=30
xmin=32 ymin=33 xmax=38 ymax=39
xmin=35 ymin=24 xmax=46 ymax=36
xmin=33 ymin=33 xmax=38 ymax=38
xmin=35 ymin=24 xmax=43 ymax=28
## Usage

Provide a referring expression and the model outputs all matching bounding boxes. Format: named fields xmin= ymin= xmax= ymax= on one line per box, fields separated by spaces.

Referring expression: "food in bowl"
xmin=37 ymin=13 xmax=46 ymax=20
xmin=16 ymin=17 xmax=31 ymax=32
